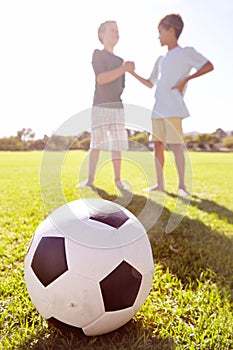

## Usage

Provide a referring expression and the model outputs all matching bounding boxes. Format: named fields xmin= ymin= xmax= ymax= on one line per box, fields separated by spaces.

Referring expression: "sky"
xmin=0 ymin=0 xmax=233 ymax=139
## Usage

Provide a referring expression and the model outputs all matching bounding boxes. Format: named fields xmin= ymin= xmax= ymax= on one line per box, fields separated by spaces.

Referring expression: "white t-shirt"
xmin=149 ymin=46 xmax=208 ymax=119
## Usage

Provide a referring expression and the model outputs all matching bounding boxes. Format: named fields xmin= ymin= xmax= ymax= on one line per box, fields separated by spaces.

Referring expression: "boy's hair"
xmin=98 ymin=20 xmax=116 ymax=44
xmin=158 ymin=14 xmax=184 ymax=39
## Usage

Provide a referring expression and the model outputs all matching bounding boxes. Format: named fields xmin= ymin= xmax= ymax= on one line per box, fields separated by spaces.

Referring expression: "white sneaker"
xmin=178 ymin=188 xmax=191 ymax=197
xmin=115 ymin=180 xmax=131 ymax=191
xmin=76 ymin=179 xmax=93 ymax=188
xmin=143 ymin=184 xmax=164 ymax=192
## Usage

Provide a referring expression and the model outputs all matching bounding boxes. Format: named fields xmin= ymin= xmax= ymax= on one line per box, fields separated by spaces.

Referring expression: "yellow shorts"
xmin=152 ymin=117 xmax=183 ymax=144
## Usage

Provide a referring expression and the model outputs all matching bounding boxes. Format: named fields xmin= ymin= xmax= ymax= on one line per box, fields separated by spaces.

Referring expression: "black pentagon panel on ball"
xmin=31 ymin=237 xmax=68 ymax=287
xmin=90 ymin=209 xmax=129 ymax=229
xmin=100 ymin=261 xmax=142 ymax=312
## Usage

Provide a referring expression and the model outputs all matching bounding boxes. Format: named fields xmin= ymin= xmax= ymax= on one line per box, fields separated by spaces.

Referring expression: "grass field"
xmin=0 ymin=150 xmax=233 ymax=349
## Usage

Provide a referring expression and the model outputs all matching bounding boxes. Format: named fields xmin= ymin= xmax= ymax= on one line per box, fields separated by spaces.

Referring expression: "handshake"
xmin=123 ymin=61 xmax=135 ymax=73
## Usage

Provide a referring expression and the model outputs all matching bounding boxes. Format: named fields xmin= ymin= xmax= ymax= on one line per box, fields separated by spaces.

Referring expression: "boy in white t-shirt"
xmin=131 ymin=14 xmax=214 ymax=195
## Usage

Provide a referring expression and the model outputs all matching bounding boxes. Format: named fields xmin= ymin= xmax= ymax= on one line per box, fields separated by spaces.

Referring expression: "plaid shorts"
xmin=90 ymin=106 xmax=128 ymax=151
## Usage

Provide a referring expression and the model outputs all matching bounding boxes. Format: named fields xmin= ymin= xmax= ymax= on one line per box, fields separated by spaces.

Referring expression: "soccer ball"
xmin=24 ymin=198 xmax=154 ymax=336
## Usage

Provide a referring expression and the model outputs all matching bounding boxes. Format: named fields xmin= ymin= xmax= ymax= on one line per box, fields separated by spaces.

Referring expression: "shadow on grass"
xmin=17 ymin=320 xmax=175 ymax=350
xmin=166 ymin=192 xmax=233 ymax=225
xmin=97 ymin=188 xmax=233 ymax=292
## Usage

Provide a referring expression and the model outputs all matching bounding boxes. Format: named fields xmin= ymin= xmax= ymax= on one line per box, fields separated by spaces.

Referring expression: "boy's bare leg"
xmin=87 ymin=148 xmax=100 ymax=184
xmin=112 ymin=150 xmax=121 ymax=183
xmin=76 ymin=148 xmax=100 ymax=188
xmin=112 ymin=151 xmax=130 ymax=190
xmin=154 ymin=141 xmax=165 ymax=191
xmin=170 ymin=143 xmax=186 ymax=190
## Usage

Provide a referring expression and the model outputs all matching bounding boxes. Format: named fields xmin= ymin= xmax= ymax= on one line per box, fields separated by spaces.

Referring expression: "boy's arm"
xmin=172 ymin=60 xmax=214 ymax=93
xmin=97 ymin=61 xmax=135 ymax=85
xmin=130 ymin=71 xmax=153 ymax=88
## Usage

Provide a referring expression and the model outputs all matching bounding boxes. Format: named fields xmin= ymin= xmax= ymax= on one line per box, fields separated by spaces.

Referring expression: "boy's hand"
xmin=171 ymin=77 xmax=188 ymax=94
xmin=123 ymin=61 xmax=135 ymax=73
xmin=172 ymin=61 xmax=214 ymax=94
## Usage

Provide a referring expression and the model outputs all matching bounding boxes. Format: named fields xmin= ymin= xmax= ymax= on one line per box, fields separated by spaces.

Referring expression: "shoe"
xmin=115 ymin=180 xmax=131 ymax=191
xmin=143 ymin=184 xmax=164 ymax=192
xmin=76 ymin=179 xmax=94 ymax=188
xmin=178 ymin=188 xmax=191 ymax=197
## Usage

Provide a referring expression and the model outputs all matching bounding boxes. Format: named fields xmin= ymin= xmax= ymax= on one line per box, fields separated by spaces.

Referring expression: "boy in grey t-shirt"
xmin=77 ymin=21 xmax=134 ymax=190
xmin=131 ymin=14 xmax=214 ymax=195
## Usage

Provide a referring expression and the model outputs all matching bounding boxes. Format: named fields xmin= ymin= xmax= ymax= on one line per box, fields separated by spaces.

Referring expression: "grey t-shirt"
xmin=92 ymin=49 xmax=125 ymax=108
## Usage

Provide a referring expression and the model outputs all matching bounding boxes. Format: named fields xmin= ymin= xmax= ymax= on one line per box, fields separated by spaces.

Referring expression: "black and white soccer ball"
xmin=24 ymin=199 xmax=154 ymax=336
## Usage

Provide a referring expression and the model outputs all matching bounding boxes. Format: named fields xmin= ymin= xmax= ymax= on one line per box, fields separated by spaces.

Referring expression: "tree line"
xmin=0 ymin=127 xmax=232 ymax=151
xmin=0 ymin=128 xmax=91 ymax=151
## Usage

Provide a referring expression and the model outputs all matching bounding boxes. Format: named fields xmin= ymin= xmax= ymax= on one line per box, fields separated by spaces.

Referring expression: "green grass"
xmin=0 ymin=150 xmax=233 ymax=349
